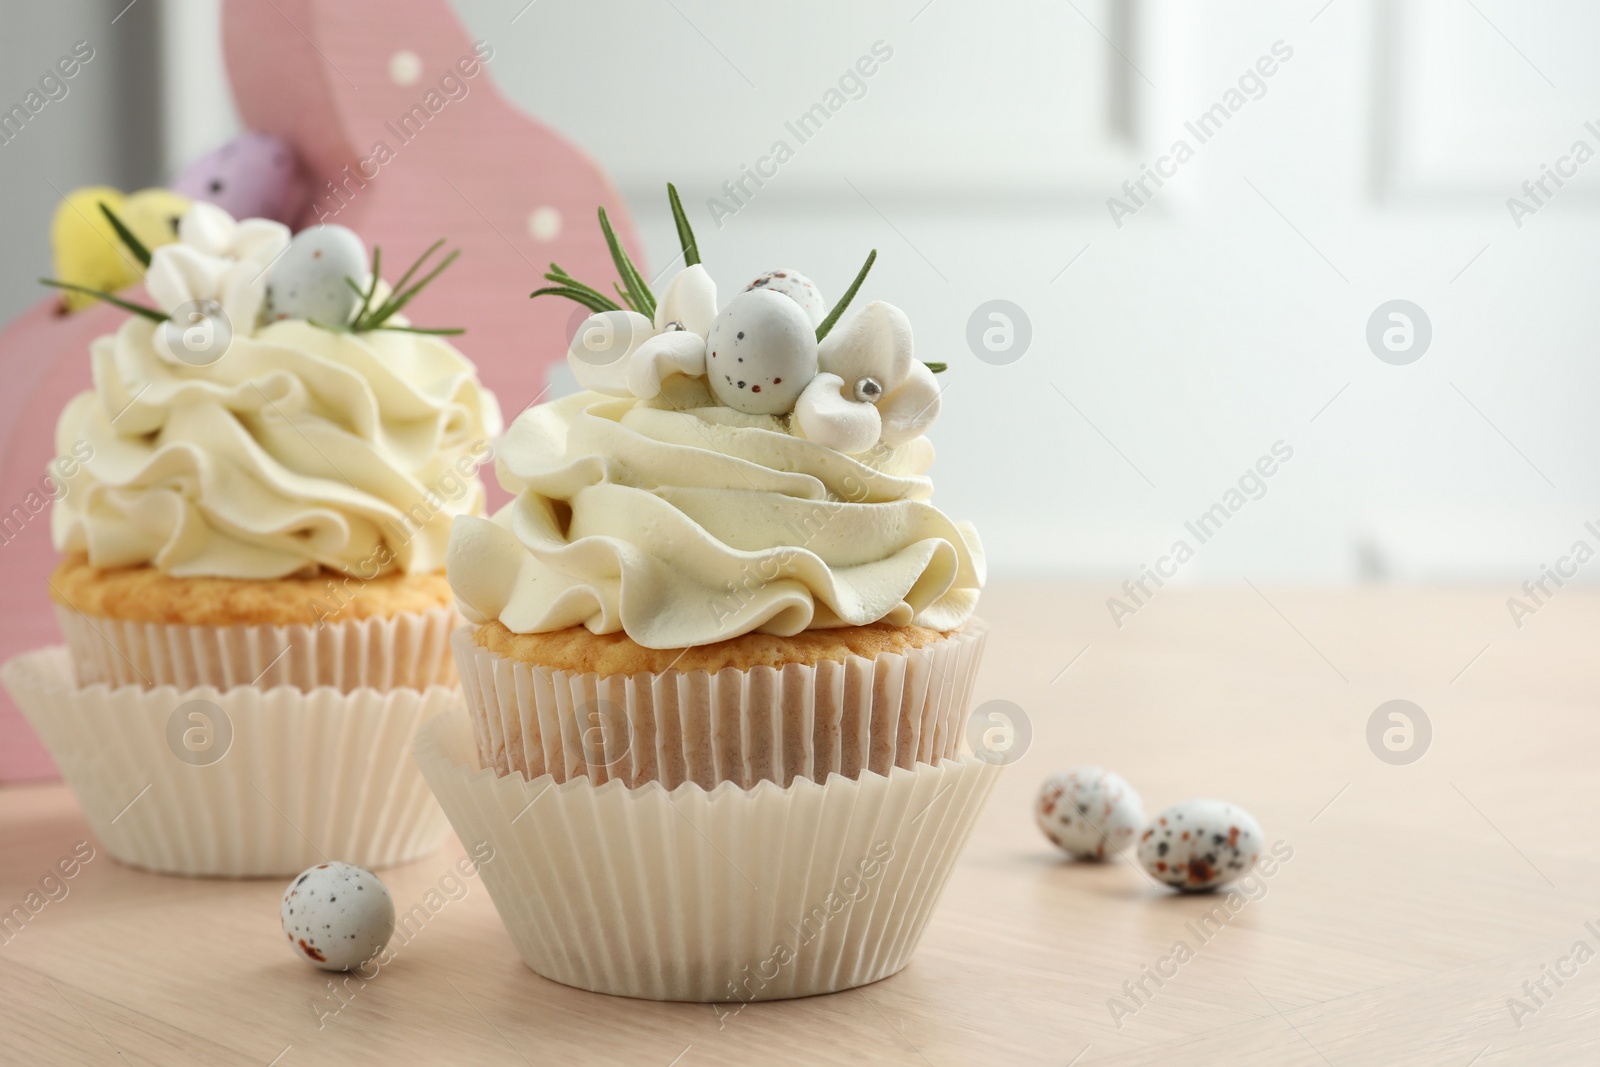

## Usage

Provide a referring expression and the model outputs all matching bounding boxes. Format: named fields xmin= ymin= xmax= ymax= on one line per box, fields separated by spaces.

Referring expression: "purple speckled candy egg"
xmin=1036 ymin=767 xmax=1145 ymax=859
xmin=281 ymin=862 xmax=394 ymax=971
xmin=1137 ymin=799 xmax=1263 ymax=892
xmin=172 ymin=131 xmax=307 ymax=226
xmin=745 ymin=268 xmax=826 ymax=327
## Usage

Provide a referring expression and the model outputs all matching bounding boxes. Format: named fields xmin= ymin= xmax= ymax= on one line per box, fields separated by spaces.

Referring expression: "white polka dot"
xmin=528 ymin=206 xmax=562 ymax=241
xmin=389 ymin=51 xmax=423 ymax=86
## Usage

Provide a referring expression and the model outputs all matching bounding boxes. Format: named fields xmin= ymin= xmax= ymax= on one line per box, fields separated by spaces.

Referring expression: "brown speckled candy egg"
xmin=266 ymin=225 xmax=368 ymax=325
xmin=1137 ymin=799 xmax=1263 ymax=892
xmin=281 ymin=862 xmax=394 ymax=971
xmin=745 ymin=268 xmax=826 ymax=327
xmin=1036 ymin=767 xmax=1145 ymax=859
xmin=706 ymin=289 xmax=817 ymax=415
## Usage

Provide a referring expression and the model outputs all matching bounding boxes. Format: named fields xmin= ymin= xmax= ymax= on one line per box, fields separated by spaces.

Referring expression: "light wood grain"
xmin=2 ymin=582 xmax=1596 ymax=1065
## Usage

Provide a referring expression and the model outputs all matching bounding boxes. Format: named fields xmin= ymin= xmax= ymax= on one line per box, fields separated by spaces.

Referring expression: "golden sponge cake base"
xmin=471 ymin=620 xmax=952 ymax=677
xmin=49 ymin=556 xmax=454 ymax=628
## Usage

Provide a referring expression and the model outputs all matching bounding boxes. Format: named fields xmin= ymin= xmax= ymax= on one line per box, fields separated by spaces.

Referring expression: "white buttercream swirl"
xmin=53 ymin=315 xmax=503 ymax=578
xmin=446 ymin=377 xmax=983 ymax=649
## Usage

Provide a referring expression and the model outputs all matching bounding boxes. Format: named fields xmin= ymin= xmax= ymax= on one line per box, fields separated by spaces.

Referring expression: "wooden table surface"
xmin=3 ymin=582 xmax=1596 ymax=1066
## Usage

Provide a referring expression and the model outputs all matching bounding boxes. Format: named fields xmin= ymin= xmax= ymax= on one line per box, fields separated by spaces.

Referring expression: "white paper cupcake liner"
xmin=1 ymin=647 xmax=455 ymax=878
xmin=455 ymin=622 xmax=987 ymax=789
xmin=414 ymin=711 xmax=1002 ymax=1001
xmin=55 ymin=605 xmax=458 ymax=693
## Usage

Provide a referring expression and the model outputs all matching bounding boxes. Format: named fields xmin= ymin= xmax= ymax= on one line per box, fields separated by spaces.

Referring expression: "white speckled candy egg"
xmin=1036 ymin=767 xmax=1145 ymax=859
xmin=705 ymin=289 xmax=817 ymax=416
xmin=1138 ymin=799 xmax=1263 ymax=892
xmin=745 ymin=268 xmax=826 ymax=327
xmin=266 ymin=225 xmax=368 ymax=326
xmin=281 ymin=862 xmax=395 ymax=971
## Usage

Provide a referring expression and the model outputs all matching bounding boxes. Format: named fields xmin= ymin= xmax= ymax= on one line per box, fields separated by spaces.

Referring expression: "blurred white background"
xmin=4 ymin=0 xmax=1597 ymax=588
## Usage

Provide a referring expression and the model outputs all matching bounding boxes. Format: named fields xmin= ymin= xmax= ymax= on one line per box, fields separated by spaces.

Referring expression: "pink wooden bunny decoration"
xmin=0 ymin=0 xmax=642 ymax=779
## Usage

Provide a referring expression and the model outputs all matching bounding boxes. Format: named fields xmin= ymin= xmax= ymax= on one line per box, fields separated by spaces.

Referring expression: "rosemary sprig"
xmin=528 ymin=208 xmax=655 ymax=319
xmin=363 ymin=248 xmax=459 ymax=329
xmin=99 ymin=202 xmax=152 ymax=268
xmin=532 ymin=263 xmax=622 ymax=313
xmin=39 ymin=278 xmax=168 ymax=322
xmin=349 ymin=245 xmax=381 ymax=326
xmin=379 ymin=239 xmax=440 ymax=310
xmin=598 ymin=207 xmax=654 ymax=318
xmin=546 ymin=263 xmax=619 ymax=308
xmin=923 ymin=362 xmax=947 ymax=374
xmin=337 ymin=241 xmax=464 ymax=334
xmin=667 ymin=182 xmax=699 ymax=267
xmin=530 ymin=285 xmax=620 ymax=314
xmin=815 ymin=249 xmax=876 ymax=342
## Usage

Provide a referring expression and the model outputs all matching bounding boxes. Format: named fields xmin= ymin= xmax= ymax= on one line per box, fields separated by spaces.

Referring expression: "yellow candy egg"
xmin=119 ymin=187 xmax=191 ymax=254
xmin=51 ymin=186 xmax=138 ymax=313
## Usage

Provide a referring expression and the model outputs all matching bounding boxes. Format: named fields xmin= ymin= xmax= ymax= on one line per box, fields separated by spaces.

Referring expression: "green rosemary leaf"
xmin=336 ymin=240 xmax=464 ymax=335
xmin=549 ymin=259 xmax=635 ymax=314
xmin=530 ymin=286 xmax=618 ymax=314
xmin=98 ymin=202 xmax=152 ymax=268
xmin=530 ymin=285 xmax=583 ymax=301
xmin=667 ymin=182 xmax=699 ymax=267
xmin=385 ymin=248 xmax=458 ymax=314
xmin=376 ymin=325 xmax=466 ymax=335
xmin=542 ymin=267 xmax=615 ymax=306
xmin=613 ymin=281 xmax=639 ymax=314
xmin=365 ymin=248 xmax=459 ymax=329
xmin=598 ymin=207 xmax=654 ymax=319
xmin=385 ymin=239 xmax=444 ymax=306
xmin=923 ymin=361 xmax=948 ymax=374
xmin=350 ymin=245 xmax=382 ymax=328
xmin=815 ymin=249 xmax=876 ymax=342
xmin=39 ymin=278 xmax=168 ymax=322
xmin=343 ymin=276 xmax=374 ymax=327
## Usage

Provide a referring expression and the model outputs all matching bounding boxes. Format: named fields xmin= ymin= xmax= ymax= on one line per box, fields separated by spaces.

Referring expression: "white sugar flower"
xmin=793 ymin=301 xmax=941 ymax=454
xmin=567 ymin=265 xmax=716 ymax=399
xmin=174 ymin=201 xmax=290 ymax=267
xmin=144 ymin=202 xmax=289 ymax=356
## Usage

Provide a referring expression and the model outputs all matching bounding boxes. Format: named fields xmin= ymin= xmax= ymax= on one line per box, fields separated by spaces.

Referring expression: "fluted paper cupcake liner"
xmin=56 ymin=605 xmax=458 ymax=693
xmin=455 ymin=622 xmax=987 ymax=789
xmin=1 ymin=647 xmax=455 ymax=877
xmin=414 ymin=711 xmax=1001 ymax=1001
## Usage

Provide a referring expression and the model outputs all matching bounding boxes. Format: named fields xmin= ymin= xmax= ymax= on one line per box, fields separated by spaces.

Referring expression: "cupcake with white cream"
xmin=415 ymin=185 xmax=997 ymax=1002
xmin=4 ymin=204 xmax=501 ymax=876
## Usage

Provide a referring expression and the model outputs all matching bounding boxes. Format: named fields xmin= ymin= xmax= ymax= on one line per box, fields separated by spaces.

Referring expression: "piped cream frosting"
xmin=447 ymin=376 xmax=983 ymax=649
xmin=53 ymin=316 xmax=502 ymax=579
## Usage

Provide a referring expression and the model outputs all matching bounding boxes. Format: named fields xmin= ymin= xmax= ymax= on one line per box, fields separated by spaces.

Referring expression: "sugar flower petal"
xmin=568 ymin=310 xmax=653 ymax=396
xmin=628 ymin=330 xmax=707 ymax=399
xmin=817 ymin=300 xmax=913 ymax=393
xmin=652 ymin=264 xmax=717 ymax=337
xmin=878 ymin=359 xmax=941 ymax=447
xmin=793 ymin=372 xmax=882 ymax=455
xmin=178 ymin=201 xmax=288 ymax=265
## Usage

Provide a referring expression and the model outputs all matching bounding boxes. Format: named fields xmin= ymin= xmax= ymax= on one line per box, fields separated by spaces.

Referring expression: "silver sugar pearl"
xmin=852 ymin=376 xmax=883 ymax=403
xmin=664 ymin=320 xmax=686 ymax=332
